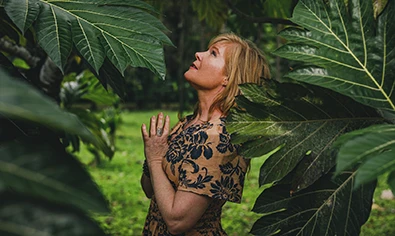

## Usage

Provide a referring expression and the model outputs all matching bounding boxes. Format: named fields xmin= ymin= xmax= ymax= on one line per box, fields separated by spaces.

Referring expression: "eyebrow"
xmin=210 ymin=46 xmax=220 ymax=54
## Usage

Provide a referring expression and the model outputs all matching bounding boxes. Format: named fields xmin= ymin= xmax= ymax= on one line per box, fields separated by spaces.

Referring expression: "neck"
xmin=195 ymin=92 xmax=223 ymax=122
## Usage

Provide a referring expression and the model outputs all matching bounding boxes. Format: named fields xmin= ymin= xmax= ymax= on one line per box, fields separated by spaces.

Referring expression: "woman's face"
xmin=184 ymin=42 xmax=230 ymax=91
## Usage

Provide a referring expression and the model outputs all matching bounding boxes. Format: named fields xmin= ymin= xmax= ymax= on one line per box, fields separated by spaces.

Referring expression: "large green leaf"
xmin=96 ymin=58 xmax=126 ymax=97
xmin=250 ymin=170 xmax=376 ymax=236
xmin=0 ymin=192 xmax=106 ymax=236
xmin=0 ymin=67 xmax=112 ymax=156
xmin=4 ymin=0 xmax=172 ymax=80
xmin=273 ymin=0 xmax=395 ymax=114
xmin=4 ymin=0 xmax=39 ymax=33
xmin=227 ymin=80 xmax=382 ymax=191
xmin=0 ymin=139 xmax=109 ymax=213
xmin=334 ymin=124 xmax=395 ymax=188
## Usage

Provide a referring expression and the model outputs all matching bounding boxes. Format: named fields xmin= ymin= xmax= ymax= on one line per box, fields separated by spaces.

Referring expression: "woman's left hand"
xmin=141 ymin=112 xmax=170 ymax=165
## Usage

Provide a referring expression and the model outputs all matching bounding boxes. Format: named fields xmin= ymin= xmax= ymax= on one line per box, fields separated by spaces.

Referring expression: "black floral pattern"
xmin=210 ymin=176 xmax=241 ymax=202
xmin=165 ymin=137 xmax=187 ymax=175
xmin=180 ymin=167 xmax=213 ymax=189
xmin=143 ymin=116 xmax=248 ymax=235
xmin=189 ymin=131 xmax=213 ymax=159
xmin=216 ymin=123 xmax=235 ymax=154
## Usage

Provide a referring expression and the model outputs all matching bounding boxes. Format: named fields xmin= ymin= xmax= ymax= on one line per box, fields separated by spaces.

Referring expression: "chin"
xmin=183 ymin=70 xmax=192 ymax=81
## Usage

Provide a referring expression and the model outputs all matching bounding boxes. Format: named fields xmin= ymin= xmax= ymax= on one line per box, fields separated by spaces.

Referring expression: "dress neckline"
xmin=182 ymin=115 xmax=225 ymax=130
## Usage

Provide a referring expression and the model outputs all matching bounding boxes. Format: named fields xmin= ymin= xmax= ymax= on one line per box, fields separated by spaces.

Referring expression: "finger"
xmin=150 ymin=115 xmax=156 ymax=136
xmin=157 ymin=112 xmax=164 ymax=130
xmin=141 ymin=123 xmax=148 ymax=140
xmin=163 ymin=115 xmax=170 ymax=136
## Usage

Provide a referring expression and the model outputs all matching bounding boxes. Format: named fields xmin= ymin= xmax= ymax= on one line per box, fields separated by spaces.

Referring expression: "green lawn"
xmin=76 ymin=110 xmax=395 ymax=236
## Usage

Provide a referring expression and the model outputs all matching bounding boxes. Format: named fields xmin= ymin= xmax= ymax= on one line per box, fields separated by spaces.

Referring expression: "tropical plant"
xmin=227 ymin=0 xmax=394 ymax=235
xmin=60 ymin=69 xmax=121 ymax=165
xmin=0 ymin=0 xmax=171 ymax=234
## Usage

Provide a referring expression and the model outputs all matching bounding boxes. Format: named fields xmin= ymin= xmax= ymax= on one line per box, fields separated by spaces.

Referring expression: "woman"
xmin=141 ymin=33 xmax=270 ymax=235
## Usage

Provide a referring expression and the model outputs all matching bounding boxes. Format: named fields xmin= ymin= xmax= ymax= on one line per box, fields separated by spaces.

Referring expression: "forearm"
xmin=149 ymin=162 xmax=177 ymax=218
xmin=149 ymin=162 xmax=200 ymax=234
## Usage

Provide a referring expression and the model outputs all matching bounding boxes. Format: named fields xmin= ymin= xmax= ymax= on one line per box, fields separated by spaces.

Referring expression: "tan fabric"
xmin=143 ymin=116 xmax=248 ymax=236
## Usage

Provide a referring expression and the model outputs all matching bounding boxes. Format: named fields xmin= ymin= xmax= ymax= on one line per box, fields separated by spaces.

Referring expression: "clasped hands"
xmin=141 ymin=112 xmax=170 ymax=166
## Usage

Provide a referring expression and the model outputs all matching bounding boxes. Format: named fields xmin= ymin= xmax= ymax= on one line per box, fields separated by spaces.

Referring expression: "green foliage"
xmin=273 ymin=0 xmax=395 ymax=193
xmin=251 ymin=171 xmax=375 ymax=235
xmin=227 ymin=0 xmax=395 ymax=234
xmin=0 ymin=68 xmax=109 ymax=234
xmin=0 ymin=193 xmax=107 ymax=236
xmin=191 ymin=0 xmax=228 ymax=31
xmin=262 ymin=0 xmax=294 ymax=18
xmin=0 ymin=140 xmax=109 ymax=214
xmin=229 ymin=81 xmax=383 ymax=190
xmin=61 ymin=70 xmax=119 ymax=107
xmin=334 ymin=124 xmax=395 ymax=189
xmin=0 ymin=67 xmax=109 ymax=154
xmin=60 ymin=70 xmax=121 ymax=159
xmin=0 ymin=0 xmax=172 ymax=234
xmin=361 ymin=173 xmax=395 ymax=236
xmin=3 ymin=0 xmax=172 ymax=97
xmin=273 ymin=0 xmax=395 ymax=113
xmin=228 ymin=80 xmax=380 ymax=235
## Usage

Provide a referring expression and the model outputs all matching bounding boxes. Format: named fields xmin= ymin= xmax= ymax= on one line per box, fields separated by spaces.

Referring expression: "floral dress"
xmin=143 ymin=116 xmax=248 ymax=236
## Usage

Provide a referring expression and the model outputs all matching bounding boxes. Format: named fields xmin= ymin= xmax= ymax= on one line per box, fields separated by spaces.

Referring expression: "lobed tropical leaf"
xmin=227 ymin=80 xmax=383 ymax=191
xmin=273 ymin=0 xmax=395 ymax=114
xmin=3 ymin=0 xmax=172 ymax=85
xmin=334 ymin=124 xmax=395 ymax=188
xmin=0 ymin=139 xmax=109 ymax=213
xmin=0 ymin=67 xmax=113 ymax=156
xmin=35 ymin=2 xmax=73 ymax=73
xmin=250 ymin=170 xmax=376 ymax=236
xmin=0 ymin=192 xmax=107 ymax=235
xmin=4 ymin=0 xmax=39 ymax=33
xmin=97 ymin=58 xmax=126 ymax=97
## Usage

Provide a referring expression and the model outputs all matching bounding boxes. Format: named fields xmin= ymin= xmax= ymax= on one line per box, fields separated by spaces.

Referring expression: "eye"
xmin=211 ymin=50 xmax=217 ymax=56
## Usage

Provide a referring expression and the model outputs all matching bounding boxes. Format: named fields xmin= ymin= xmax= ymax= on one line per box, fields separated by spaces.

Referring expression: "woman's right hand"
xmin=141 ymin=112 xmax=170 ymax=166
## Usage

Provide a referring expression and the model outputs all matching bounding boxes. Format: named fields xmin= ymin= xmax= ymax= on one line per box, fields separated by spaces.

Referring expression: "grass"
xmin=76 ymin=110 xmax=395 ymax=236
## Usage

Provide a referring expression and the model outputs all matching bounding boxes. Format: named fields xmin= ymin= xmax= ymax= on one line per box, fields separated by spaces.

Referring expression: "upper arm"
xmin=166 ymin=190 xmax=211 ymax=233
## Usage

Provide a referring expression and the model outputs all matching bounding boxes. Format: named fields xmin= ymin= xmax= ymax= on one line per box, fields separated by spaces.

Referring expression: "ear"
xmin=222 ymin=77 xmax=228 ymax=86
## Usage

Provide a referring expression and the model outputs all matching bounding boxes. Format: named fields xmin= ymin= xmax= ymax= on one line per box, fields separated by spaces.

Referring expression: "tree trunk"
xmin=177 ymin=0 xmax=188 ymax=117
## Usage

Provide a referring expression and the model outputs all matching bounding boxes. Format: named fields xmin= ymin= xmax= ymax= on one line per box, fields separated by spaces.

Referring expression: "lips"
xmin=190 ymin=63 xmax=198 ymax=70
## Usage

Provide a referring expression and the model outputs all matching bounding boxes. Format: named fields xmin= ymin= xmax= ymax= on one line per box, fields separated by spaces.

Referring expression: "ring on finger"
xmin=156 ymin=127 xmax=163 ymax=136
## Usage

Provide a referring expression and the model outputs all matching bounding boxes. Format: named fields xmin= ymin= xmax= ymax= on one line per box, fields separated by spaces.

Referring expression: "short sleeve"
xmin=177 ymin=121 xmax=247 ymax=203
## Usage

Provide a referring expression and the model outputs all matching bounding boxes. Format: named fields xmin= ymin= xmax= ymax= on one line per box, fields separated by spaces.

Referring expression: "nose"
xmin=195 ymin=52 xmax=202 ymax=61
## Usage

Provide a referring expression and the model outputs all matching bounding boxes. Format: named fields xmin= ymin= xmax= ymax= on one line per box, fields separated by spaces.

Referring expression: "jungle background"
xmin=1 ymin=0 xmax=395 ymax=235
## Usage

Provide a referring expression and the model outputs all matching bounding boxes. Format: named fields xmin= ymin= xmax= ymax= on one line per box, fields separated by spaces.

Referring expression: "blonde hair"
xmin=194 ymin=33 xmax=271 ymax=119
